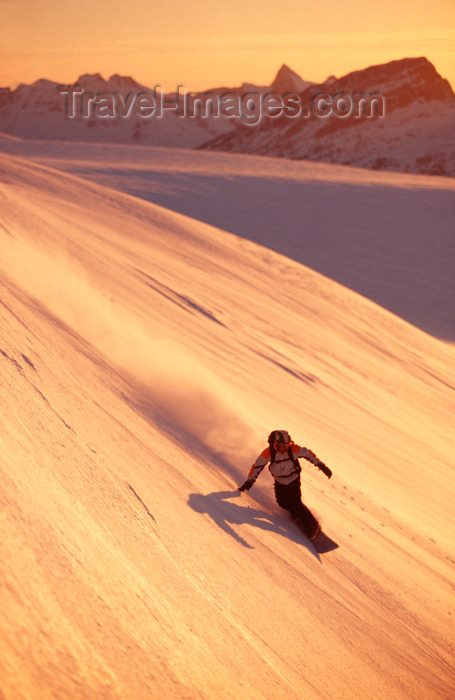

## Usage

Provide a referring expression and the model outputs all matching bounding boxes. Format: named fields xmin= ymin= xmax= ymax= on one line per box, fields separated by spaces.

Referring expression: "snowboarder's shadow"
xmin=188 ymin=490 xmax=316 ymax=554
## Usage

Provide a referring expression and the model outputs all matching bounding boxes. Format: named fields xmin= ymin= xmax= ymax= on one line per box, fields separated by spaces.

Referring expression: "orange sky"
xmin=1 ymin=0 xmax=454 ymax=90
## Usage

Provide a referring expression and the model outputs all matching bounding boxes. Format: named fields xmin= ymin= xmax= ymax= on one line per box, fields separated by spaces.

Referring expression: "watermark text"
xmin=58 ymin=85 xmax=386 ymax=125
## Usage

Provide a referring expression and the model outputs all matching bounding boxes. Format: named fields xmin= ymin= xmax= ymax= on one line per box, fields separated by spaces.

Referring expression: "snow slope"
xmin=1 ymin=138 xmax=454 ymax=340
xmin=1 ymin=149 xmax=455 ymax=699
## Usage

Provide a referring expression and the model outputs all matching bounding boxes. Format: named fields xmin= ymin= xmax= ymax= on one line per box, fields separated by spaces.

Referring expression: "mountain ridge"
xmin=200 ymin=57 xmax=455 ymax=176
xmin=1 ymin=57 xmax=454 ymax=176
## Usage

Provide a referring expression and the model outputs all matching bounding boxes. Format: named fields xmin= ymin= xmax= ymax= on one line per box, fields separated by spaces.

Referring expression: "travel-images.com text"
xmin=58 ymin=85 xmax=386 ymax=125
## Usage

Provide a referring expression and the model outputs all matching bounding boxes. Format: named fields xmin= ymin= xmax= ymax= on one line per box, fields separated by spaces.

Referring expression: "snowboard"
xmin=311 ymin=530 xmax=339 ymax=554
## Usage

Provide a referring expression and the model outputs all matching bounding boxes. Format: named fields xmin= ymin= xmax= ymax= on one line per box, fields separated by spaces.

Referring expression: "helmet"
xmin=269 ymin=430 xmax=292 ymax=450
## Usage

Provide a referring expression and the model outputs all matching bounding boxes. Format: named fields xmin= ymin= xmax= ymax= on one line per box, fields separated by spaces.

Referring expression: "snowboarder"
xmin=238 ymin=430 xmax=332 ymax=540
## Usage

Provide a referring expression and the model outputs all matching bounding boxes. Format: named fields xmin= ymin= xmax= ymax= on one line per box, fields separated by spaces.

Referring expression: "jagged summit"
xmin=76 ymin=72 xmax=104 ymax=83
xmin=107 ymin=73 xmax=146 ymax=90
xmin=73 ymin=73 xmax=149 ymax=93
xmin=323 ymin=56 xmax=454 ymax=105
xmin=271 ymin=63 xmax=314 ymax=93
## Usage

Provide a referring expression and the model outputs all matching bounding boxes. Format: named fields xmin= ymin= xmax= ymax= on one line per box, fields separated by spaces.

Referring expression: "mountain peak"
xmin=327 ymin=56 xmax=454 ymax=107
xmin=71 ymin=73 xmax=150 ymax=94
xmin=107 ymin=74 xmax=148 ymax=91
xmin=271 ymin=64 xmax=314 ymax=93
xmin=74 ymin=73 xmax=107 ymax=91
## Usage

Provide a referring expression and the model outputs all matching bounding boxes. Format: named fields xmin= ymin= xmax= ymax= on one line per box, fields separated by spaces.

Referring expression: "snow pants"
xmin=274 ymin=476 xmax=318 ymax=533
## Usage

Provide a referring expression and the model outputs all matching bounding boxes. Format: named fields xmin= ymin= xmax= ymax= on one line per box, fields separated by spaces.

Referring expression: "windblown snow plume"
xmin=1 ymin=233 xmax=254 ymax=462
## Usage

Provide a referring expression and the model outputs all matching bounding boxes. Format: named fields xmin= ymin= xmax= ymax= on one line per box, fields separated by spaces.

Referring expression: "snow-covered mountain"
xmin=1 ymin=57 xmax=454 ymax=175
xmin=0 ymin=68 xmax=303 ymax=147
xmin=201 ymin=57 xmax=455 ymax=177
xmin=1 ymin=141 xmax=455 ymax=699
xmin=0 ymin=73 xmax=232 ymax=148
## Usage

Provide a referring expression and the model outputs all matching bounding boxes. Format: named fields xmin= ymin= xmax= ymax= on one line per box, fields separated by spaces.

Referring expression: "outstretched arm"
xmin=293 ymin=445 xmax=332 ymax=479
xmin=238 ymin=447 xmax=270 ymax=491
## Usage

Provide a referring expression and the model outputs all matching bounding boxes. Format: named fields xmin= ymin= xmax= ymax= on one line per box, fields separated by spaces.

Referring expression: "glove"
xmin=318 ymin=462 xmax=332 ymax=479
xmin=238 ymin=478 xmax=255 ymax=492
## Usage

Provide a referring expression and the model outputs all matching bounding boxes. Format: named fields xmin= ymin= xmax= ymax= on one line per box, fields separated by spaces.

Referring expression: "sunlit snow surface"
xmin=2 ymin=138 xmax=454 ymax=339
xmin=1 ymin=140 xmax=454 ymax=699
